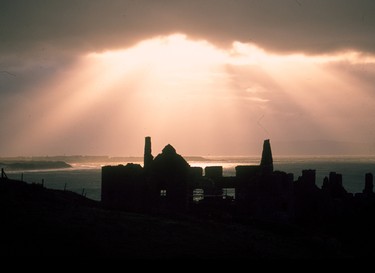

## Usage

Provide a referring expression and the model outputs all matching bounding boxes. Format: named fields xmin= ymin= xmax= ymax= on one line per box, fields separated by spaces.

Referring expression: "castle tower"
xmin=301 ymin=169 xmax=316 ymax=188
xmin=260 ymin=139 xmax=273 ymax=174
xmin=363 ymin=173 xmax=374 ymax=195
xmin=144 ymin=136 xmax=153 ymax=169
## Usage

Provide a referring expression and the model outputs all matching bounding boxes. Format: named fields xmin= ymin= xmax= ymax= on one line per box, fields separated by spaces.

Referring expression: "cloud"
xmin=1 ymin=0 xmax=374 ymax=99
xmin=1 ymin=13 xmax=375 ymax=157
xmin=1 ymin=0 xmax=375 ymax=58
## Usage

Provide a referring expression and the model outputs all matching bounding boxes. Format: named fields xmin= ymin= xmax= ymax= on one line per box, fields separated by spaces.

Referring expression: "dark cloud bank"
xmin=1 ymin=0 xmax=374 ymax=57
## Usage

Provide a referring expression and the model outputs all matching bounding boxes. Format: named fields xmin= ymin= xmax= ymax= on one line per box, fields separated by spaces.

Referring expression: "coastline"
xmin=0 ymin=160 xmax=72 ymax=171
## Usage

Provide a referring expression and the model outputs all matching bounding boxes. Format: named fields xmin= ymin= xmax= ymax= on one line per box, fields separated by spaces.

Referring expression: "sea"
xmin=5 ymin=156 xmax=375 ymax=201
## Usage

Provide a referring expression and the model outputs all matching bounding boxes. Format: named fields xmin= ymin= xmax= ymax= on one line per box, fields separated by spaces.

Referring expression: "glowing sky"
xmin=1 ymin=1 xmax=375 ymax=156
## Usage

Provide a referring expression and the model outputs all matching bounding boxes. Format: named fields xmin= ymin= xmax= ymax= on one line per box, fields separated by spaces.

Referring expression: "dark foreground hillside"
xmin=0 ymin=177 xmax=367 ymax=260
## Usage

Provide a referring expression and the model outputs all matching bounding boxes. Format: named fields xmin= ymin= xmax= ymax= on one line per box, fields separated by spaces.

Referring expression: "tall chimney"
xmin=363 ymin=173 xmax=374 ymax=194
xmin=144 ymin=136 xmax=153 ymax=168
xmin=260 ymin=139 xmax=273 ymax=174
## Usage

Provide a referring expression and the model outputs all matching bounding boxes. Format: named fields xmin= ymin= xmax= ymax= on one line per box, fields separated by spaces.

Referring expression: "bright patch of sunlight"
xmin=8 ymin=33 xmax=375 ymax=156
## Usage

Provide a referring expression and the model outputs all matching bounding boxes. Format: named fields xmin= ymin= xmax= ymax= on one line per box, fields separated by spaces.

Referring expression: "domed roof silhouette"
xmin=152 ymin=144 xmax=190 ymax=177
xmin=161 ymin=144 xmax=177 ymax=155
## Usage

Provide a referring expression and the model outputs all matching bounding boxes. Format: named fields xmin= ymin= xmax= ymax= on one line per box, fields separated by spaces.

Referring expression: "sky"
xmin=1 ymin=0 xmax=375 ymax=157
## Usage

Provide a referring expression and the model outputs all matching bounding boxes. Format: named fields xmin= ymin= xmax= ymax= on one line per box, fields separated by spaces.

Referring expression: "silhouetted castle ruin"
xmin=102 ymin=137 xmax=375 ymax=225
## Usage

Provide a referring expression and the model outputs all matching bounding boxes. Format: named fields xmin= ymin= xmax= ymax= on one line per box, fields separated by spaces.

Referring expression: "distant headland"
xmin=0 ymin=160 xmax=72 ymax=171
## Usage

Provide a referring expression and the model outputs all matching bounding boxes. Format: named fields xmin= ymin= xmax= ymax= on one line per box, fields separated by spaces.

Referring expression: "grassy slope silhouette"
xmin=0 ymin=177 xmax=355 ymax=259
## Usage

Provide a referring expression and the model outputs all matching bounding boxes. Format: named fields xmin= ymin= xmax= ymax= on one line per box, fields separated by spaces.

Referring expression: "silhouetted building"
xmin=144 ymin=136 xmax=153 ymax=169
xmin=260 ymin=139 xmax=273 ymax=174
xmin=102 ymin=137 xmax=280 ymax=217
xmin=322 ymin=171 xmax=349 ymax=199
xmin=235 ymin=165 xmax=259 ymax=179
xmin=101 ymin=163 xmax=146 ymax=211
xmin=101 ymin=136 xmax=375 ymax=224
xmin=363 ymin=173 xmax=374 ymax=195
xmin=293 ymin=169 xmax=324 ymax=224
xmin=205 ymin=166 xmax=223 ymax=178
xmin=150 ymin=144 xmax=191 ymax=212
